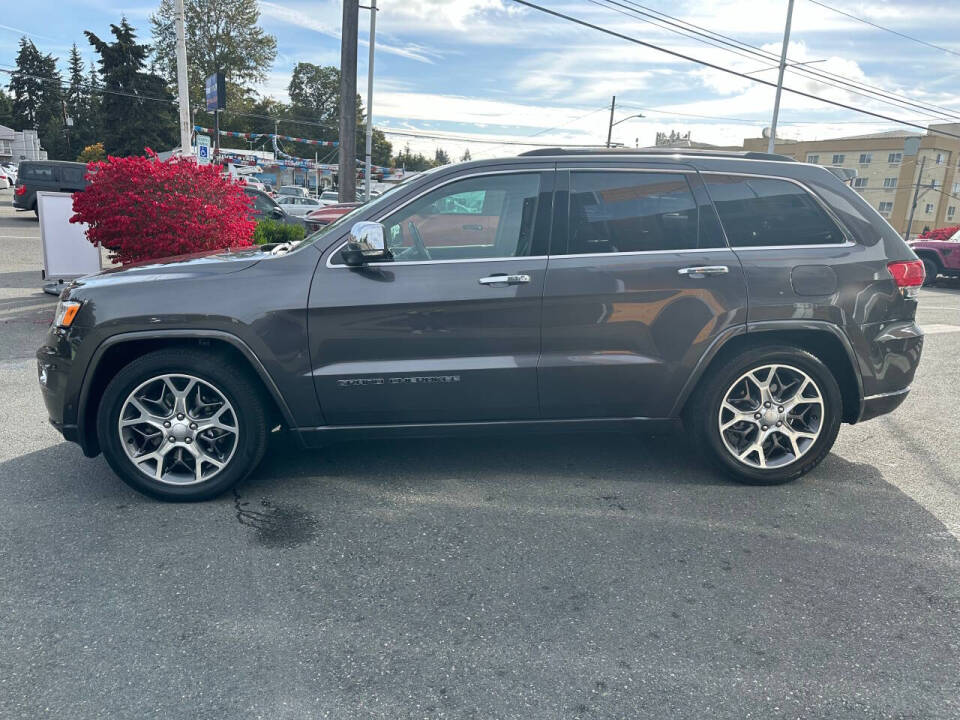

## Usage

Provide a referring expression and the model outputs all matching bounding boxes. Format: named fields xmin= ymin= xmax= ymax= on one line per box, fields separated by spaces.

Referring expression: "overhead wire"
xmin=509 ymin=0 xmax=960 ymax=140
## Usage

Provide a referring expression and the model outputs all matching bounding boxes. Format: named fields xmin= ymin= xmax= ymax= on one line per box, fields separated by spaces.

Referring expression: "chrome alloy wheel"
xmin=118 ymin=374 xmax=239 ymax=485
xmin=718 ymin=364 xmax=824 ymax=469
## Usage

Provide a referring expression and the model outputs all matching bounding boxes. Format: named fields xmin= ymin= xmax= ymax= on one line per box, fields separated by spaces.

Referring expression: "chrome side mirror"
xmin=343 ymin=221 xmax=390 ymax=266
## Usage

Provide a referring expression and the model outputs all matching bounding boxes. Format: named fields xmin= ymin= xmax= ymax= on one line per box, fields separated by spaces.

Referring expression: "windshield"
xmin=295 ymin=170 xmax=438 ymax=251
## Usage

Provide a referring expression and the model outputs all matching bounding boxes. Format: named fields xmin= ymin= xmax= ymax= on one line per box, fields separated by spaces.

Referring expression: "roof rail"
xmin=517 ymin=146 xmax=795 ymax=162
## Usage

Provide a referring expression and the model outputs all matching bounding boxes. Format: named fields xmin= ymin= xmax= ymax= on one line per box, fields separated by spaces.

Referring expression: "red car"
xmin=305 ymin=202 xmax=362 ymax=232
xmin=909 ymin=228 xmax=960 ymax=285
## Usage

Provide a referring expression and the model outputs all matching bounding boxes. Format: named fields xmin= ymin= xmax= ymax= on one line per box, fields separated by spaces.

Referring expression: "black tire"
xmin=97 ymin=349 xmax=268 ymax=501
xmin=922 ymin=257 xmax=939 ymax=286
xmin=685 ymin=345 xmax=842 ymax=485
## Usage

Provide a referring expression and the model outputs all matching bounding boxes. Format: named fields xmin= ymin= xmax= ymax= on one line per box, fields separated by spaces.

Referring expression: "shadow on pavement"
xmin=0 ymin=270 xmax=50 ymax=290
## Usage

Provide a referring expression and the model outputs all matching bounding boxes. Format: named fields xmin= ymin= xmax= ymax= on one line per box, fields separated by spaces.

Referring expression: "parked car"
xmin=243 ymin=187 xmax=306 ymax=228
xmin=317 ymin=190 xmax=345 ymax=206
xmin=38 ymin=148 xmax=924 ymax=501
xmin=909 ymin=230 xmax=960 ymax=285
xmin=3 ymin=163 xmax=17 ymax=183
xmin=304 ymin=202 xmax=362 ymax=232
xmin=13 ymin=160 xmax=89 ymax=214
xmin=262 ymin=183 xmax=276 ymax=197
xmin=277 ymin=185 xmax=309 ymax=199
xmin=239 ymin=177 xmax=267 ymax=193
xmin=0 ymin=167 xmax=10 ymax=189
xmin=276 ymin=195 xmax=323 ymax=217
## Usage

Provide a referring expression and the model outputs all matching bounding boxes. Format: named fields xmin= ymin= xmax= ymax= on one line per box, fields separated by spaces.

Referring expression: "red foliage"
xmin=70 ymin=149 xmax=255 ymax=265
xmin=918 ymin=225 xmax=960 ymax=241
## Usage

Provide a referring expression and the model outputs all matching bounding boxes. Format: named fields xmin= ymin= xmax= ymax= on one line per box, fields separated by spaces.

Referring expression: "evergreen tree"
xmin=434 ymin=147 xmax=450 ymax=166
xmin=85 ymin=18 xmax=177 ymax=157
xmin=460 ymin=149 xmax=472 ymax=162
xmin=9 ymin=38 xmax=68 ymax=158
xmin=0 ymin=89 xmax=14 ymax=128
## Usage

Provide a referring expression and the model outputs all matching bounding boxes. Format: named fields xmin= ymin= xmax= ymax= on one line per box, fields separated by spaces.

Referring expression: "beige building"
xmin=741 ymin=123 xmax=960 ymax=238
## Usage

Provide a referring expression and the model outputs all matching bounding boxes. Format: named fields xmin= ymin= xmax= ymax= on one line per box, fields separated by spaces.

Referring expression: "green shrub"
xmin=253 ymin=219 xmax=305 ymax=245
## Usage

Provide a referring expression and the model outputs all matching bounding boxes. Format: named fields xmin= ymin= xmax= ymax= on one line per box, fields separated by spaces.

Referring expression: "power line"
xmin=610 ymin=0 xmax=960 ymax=119
xmin=380 ymin=127 xmax=609 ymax=147
xmin=593 ymin=0 xmax=960 ymax=123
xmin=473 ymin=104 xmax=612 ymax=158
xmin=510 ymin=0 xmax=960 ymax=140
xmin=805 ymin=0 xmax=960 ymax=59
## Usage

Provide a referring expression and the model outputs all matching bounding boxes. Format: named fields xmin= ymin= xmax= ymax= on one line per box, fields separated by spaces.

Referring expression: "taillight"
xmin=888 ymin=260 xmax=925 ymax=298
xmin=14 ymin=184 xmax=25 ymax=196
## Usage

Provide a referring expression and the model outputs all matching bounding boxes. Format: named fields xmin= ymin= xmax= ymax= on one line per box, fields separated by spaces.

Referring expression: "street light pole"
xmin=905 ymin=156 xmax=927 ymax=241
xmin=606 ymin=95 xmax=616 ymax=148
xmin=363 ymin=0 xmax=377 ymax=202
xmin=174 ymin=0 xmax=192 ymax=157
xmin=767 ymin=0 xmax=795 ymax=154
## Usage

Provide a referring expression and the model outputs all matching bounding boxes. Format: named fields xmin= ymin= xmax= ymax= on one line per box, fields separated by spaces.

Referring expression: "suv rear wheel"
xmin=97 ymin=349 xmax=268 ymax=501
xmin=686 ymin=345 xmax=842 ymax=485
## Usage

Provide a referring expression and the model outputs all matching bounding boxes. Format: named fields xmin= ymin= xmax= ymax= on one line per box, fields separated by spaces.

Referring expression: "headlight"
xmin=53 ymin=300 xmax=82 ymax=328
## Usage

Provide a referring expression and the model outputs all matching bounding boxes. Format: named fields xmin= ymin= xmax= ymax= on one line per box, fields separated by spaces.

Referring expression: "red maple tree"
xmin=71 ymin=149 xmax=255 ymax=265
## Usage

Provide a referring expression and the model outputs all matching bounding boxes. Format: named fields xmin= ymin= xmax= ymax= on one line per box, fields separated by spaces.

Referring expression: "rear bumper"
xmin=859 ymin=387 xmax=911 ymax=423
xmin=854 ymin=320 xmax=923 ymax=422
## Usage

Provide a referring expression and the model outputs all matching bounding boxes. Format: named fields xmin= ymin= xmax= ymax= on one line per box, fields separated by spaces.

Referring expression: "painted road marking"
xmin=922 ymin=323 xmax=960 ymax=335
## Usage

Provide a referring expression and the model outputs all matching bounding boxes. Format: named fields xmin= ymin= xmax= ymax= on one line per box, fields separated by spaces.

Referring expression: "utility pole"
xmin=174 ymin=0 xmax=192 ymax=157
xmin=767 ymin=0 xmax=795 ymax=154
xmin=362 ymin=0 xmax=377 ymax=202
xmin=339 ymin=0 xmax=359 ymax=202
xmin=905 ymin=156 xmax=927 ymax=241
xmin=606 ymin=95 xmax=616 ymax=149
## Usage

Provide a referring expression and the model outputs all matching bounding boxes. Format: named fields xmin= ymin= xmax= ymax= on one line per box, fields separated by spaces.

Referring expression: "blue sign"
xmin=198 ymin=145 xmax=209 ymax=160
xmin=205 ymin=72 xmax=226 ymax=111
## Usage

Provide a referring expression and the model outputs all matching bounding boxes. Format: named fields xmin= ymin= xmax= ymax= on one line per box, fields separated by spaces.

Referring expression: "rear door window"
xmin=20 ymin=164 xmax=55 ymax=182
xmin=566 ymin=171 xmax=714 ymax=254
xmin=703 ymin=175 xmax=845 ymax=247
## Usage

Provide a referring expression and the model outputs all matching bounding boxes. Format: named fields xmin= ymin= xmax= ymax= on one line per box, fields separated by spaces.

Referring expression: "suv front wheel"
xmin=687 ymin=346 xmax=842 ymax=484
xmin=97 ymin=349 xmax=268 ymax=501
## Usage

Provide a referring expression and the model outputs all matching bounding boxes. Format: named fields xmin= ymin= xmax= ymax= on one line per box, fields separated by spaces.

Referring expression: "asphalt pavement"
xmin=1 ymin=190 xmax=958 ymax=719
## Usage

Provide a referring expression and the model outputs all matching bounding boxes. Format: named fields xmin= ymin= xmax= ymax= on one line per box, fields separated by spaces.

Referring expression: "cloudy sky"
xmin=2 ymin=0 xmax=959 ymax=159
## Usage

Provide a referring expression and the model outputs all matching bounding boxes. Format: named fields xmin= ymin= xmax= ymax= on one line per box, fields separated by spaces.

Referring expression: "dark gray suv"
xmin=38 ymin=148 xmax=925 ymax=501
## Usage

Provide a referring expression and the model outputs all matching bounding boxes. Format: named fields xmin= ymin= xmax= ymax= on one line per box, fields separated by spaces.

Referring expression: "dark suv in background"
xmin=37 ymin=148 xmax=924 ymax=501
xmin=13 ymin=160 xmax=89 ymax=214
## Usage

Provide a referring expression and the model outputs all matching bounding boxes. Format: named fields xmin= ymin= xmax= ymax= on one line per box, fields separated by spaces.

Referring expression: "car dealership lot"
xmin=1 ymin=194 xmax=959 ymax=718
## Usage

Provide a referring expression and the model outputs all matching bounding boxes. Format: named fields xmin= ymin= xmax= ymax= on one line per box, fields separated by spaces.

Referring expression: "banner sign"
xmin=194 ymin=125 xmax=338 ymax=148
xmin=204 ymin=73 xmax=226 ymax=112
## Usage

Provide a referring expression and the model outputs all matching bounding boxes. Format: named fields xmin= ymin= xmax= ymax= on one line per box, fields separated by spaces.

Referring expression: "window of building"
xmin=853 ymin=177 xmax=868 ymax=188
xmin=949 ymin=206 xmax=956 ymax=220
xmin=931 ymin=180 xmax=940 ymax=190
xmin=858 ymin=153 xmax=872 ymax=164
xmin=883 ymin=177 xmax=898 ymax=188
xmin=878 ymin=201 xmax=893 ymax=215
xmin=925 ymin=203 xmax=935 ymax=214
xmin=806 ymin=154 xmax=819 ymax=164
xmin=954 ymin=183 xmax=960 ymax=194
xmin=370 ymin=172 xmax=542 ymax=262
xmin=936 ymin=152 xmax=945 ymax=164
xmin=703 ymin=175 xmax=845 ymax=248
xmin=831 ymin=154 xmax=845 ymax=165
xmin=888 ymin=152 xmax=902 ymax=164
xmin=566 ymin=171 xmax=710 ymax=254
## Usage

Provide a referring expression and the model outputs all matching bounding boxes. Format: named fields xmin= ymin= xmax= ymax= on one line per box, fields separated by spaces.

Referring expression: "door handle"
xmin=462 ymin=223 xmax=484 ymax=231
xmin=478 ymin=274 xmax=531 ymax=286
xmin=678 ymin=265 xmax=729 ymax=278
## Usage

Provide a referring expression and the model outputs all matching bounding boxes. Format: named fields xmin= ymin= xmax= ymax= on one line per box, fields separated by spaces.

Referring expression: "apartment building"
xmin=741 ymin=123 xmax=960 ymax=238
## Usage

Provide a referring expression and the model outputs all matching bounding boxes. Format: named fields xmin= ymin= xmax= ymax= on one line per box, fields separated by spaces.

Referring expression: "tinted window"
xmin=567 ymin=171 xmax=702 ymax=254
xmin=703 ymin=175 xmax=845 ymax=247
xmin=376 ymin=173 xmax=541 ymax=262
xmin=20 ymin=164 xmax=55 ymax=181
xmin=61 ymin=167 xmax=85 ymax=185
xmin=246 ymin=190 xmax=277 ymax=213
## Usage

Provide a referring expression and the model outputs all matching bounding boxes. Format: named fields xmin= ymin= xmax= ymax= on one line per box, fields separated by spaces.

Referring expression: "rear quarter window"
xmin=703 ymin=175 xmax=846 ymax=247
xmin=20 ymin=164 xmax=56 ymax=182
xmin=61 ymin=167 xmax=86 ymax=185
